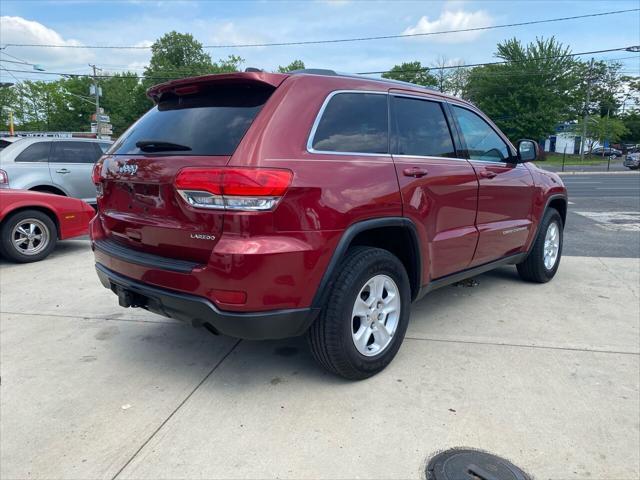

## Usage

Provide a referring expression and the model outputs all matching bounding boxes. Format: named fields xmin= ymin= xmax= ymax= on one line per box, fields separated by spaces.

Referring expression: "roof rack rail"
xmin=289 ymin=69 xmax=338 ymax=76
xmin=286 ymin=68 xmax=440 ymax=93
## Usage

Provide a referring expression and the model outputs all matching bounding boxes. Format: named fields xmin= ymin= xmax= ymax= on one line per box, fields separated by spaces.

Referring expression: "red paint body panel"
xmin=393 ymin=156 xmax=479 ymax=279
xmin=468 ymin=161 xmax=536 ymax=266
xmin=0 ymin=189 xmax=94 ymax=239
xmin=91 ymin=72 xmax=567 ymax=320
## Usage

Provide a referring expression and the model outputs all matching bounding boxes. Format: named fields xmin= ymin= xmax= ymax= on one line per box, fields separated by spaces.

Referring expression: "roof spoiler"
xmin=146 ymin=71 xmax=288 ymax=102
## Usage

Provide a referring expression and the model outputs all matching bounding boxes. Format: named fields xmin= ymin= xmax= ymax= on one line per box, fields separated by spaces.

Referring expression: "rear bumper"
xmin=95 ymin=263 xmax=319 ymax=340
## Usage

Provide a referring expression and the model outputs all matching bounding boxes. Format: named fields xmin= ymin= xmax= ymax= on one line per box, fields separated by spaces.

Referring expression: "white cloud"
xmin=0 ymin=16 xmax=94 ymax=68
xmin=402 ymin=9 xmax=493 ymax=44
xmin=204 ymin=21 xmax=266 ymax=49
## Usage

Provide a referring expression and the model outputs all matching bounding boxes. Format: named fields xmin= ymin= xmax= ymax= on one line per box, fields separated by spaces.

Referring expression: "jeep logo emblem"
xmin=118 ymin=164 xmax=138 ymax=175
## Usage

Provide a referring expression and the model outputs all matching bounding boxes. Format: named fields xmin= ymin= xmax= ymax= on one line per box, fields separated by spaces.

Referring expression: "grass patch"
xmin=537 ymin=153 xmax=618 ymax=166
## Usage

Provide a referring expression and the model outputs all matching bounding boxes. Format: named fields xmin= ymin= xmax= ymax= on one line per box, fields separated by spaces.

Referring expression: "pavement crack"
xmin=405 ymin=336 xmax=639 ymax=356
xmin=594 ymin=257 xmax=639 ymax=298
xmin=110 ymin=338 xmax=242 ymax=480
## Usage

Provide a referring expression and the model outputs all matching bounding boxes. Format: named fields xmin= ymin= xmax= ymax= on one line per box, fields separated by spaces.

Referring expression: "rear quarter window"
xmin=110 ymin=83 xmax=274 ymax=156
xmin=310 ymin=92 xmax=388 ymax=154
xmin=14 ymin=142 xmax=52 ymax=163
xmin=50 ymin=141 xmax=102 ymax=163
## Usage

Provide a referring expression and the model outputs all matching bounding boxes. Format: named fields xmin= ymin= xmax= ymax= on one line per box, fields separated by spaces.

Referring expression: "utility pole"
xmin=90 ymin=64 xmax=101 ymax=139
xmin=580 ymin=58 xmax=594 ymax=162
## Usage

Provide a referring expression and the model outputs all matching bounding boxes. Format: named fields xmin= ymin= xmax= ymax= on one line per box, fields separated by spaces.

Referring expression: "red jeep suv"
xmin=91 ymin=69 xmax=567 ymax=379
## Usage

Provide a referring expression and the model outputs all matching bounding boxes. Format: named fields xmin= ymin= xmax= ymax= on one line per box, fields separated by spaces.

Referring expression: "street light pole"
xmin=90 ymin=64 xmax=101 ymax=139
xmin=580 ymin=58 xmax=594 ymax=162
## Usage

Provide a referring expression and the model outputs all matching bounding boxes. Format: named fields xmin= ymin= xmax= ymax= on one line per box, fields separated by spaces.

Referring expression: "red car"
xmin=0 ymin=189 xmax=95 ymax=262
xmin=91 ymin=70 xmax=567 ymax=379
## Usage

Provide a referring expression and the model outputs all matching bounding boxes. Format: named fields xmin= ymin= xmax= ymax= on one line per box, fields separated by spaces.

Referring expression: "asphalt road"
xmin=561 ymin=173 xmax=640 ymax=258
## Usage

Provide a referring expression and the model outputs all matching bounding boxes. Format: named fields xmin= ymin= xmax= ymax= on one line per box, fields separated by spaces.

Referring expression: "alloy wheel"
xmin=11 ymin=219 xmax=50 ymax=256
xmin=351 ymin=274 xmax=401 ymax=357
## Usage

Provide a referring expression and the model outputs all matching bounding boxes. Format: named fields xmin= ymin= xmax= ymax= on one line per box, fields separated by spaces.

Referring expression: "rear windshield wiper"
xmin=135 ymin=140 xmax=192 ymax=152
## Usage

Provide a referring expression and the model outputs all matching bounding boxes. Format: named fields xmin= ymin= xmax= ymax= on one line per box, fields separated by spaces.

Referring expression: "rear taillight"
xmin=92 ymin=162 xmax=103 ymax=185
xmin=92 ymin=162 xmax=104 ymax=196
xmin=175 ymin=167 xmax=293 ymax=211
xmin=0 ymin=169 xmax=8 ymax=187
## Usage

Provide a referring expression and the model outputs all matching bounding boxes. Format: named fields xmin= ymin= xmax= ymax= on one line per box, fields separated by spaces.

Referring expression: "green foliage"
xmin=465 ymin=37 xmax=581 ymax=142
xmin=382 ymin=61 xmax=438 ymax=88
xmin=573 ymin=115 xmax=629 ymax=150
xmin=100 ymin=73 xmax=150 ymax=136
xmin=277 ymin=60 xmax=305 ymax=73
xmin=620 ymin=112 xmax=640 ymax=143
xmin=144 ymin=31 xmax=243 ymax=87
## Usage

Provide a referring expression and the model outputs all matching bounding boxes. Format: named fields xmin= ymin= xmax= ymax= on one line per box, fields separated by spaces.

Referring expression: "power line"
xmin=1 ymin=46 xmax=638 ymax=82
xmin=0 ymin=50 xmax=33 ymax=64
xmin=0 ymin=58 xmax=33 ymax=66
xmin=356 ymin=47 xmax=637 ymax=75
xmin=1 ymin=9 xmax=638 ymax=50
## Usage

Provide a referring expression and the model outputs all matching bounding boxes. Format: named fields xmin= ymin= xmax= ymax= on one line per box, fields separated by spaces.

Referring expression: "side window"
xmin=311 ymin=92 xmax=388 ymax=154
xmin=392 ymin=96 xmax=456 ymax=158
xmin=452 ymin=106 xmax=510 ymax=162
xmin=50 ymin=142 xmax=102 ymax=164
xmin=14 ymin=142 xmax=51 ymax=163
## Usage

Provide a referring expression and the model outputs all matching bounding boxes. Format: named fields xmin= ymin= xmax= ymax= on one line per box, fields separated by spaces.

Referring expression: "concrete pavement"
xmin=1 ymin=243 xmax=638 ymax=479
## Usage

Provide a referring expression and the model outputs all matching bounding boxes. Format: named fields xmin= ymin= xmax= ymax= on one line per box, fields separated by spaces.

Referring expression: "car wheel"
xmin=517 ymin=208 xmax=563 ymax=283
xmin=0 ymin=210 xmax=57 ymax=263
xmin=307 ymin=246 xmax=411 ymax=380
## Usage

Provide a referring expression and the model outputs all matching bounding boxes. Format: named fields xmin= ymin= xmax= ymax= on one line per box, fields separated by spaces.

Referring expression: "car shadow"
xmin=108 ymin=266 xmax=525 ymax=388
xmin=0 ymin=238 xmax=90 ymax=266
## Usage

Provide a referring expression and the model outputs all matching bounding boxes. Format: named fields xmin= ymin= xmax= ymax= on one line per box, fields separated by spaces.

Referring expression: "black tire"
xmin=0 ymin=210 xmax=57 ymax=263
xmin=629 ymin=166 xmax=639 ymax=171
xmin=307 ymin=247 xmax=411 ymax=380
xmin=517 ymin=208 xmax=563 ymax=283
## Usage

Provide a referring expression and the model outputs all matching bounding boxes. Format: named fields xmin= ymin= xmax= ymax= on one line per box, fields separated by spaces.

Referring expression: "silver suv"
xmin=0 ymin=137 xmax=111 ymax=204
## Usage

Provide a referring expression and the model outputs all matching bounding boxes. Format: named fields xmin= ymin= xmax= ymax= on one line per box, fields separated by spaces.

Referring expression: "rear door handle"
xmin=479 ymin=170 xmax=497 ymax=179
xmin=56 ymin=168 xmax=70 ymax=174
xmin=403 ymin=167 xmax=429 ymax=178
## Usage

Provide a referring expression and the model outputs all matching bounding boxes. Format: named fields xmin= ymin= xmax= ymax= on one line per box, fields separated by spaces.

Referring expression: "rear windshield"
xmin=109 ymin=83 xmax=274 ymax=156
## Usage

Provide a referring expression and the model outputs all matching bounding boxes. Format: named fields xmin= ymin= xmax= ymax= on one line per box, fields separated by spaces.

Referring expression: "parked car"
xmin=0 ymin=189 xmax=95 ymax=262
xmin=624 ymin=152 xmax=640 ymax=170
xmin=91 ymin=70 xmax=567 ymax=379
xmin=591 ymin=146 xmax=622 ymax=157
xmin=0 ymin=137 xmax=112 ymax=204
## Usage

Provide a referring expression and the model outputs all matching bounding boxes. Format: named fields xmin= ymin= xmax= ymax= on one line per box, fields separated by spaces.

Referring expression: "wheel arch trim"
xmin=527 ymin=193 xmax=567 ymax=255
xmin=311 ymin=217 xmax=422 ymax=308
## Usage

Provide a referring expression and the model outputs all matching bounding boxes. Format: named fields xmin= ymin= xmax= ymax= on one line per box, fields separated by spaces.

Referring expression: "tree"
xmin=143 ymin=31 xmax=243 ymax=88
xmin=465 ymin=37 xmax=582 ymax=142
xmin=382 ymin=61 xmax=438 ymax=88
xmin=101 ymin=73 xmax=150 ymax=136
xmin=278 ymin=60 xmax=305 ymax=73
xmin=0 ymin=84 xmax=19 ymax=131
xmin=619 ymin=112 xmax=640 ymax=143
xmin=573 ymin=115 xmax=629 ymax=152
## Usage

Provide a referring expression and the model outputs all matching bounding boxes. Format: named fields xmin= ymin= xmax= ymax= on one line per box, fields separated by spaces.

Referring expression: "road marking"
xmin=568 ymin=201 xmax=575 ymax=205
xmin=595 ymin=187 xmax=639 ymax=190
xmin=573 ymin=211 xmax=640 ymax=232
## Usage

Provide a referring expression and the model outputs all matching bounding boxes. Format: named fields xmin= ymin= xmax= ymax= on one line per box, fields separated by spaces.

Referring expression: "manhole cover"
xmin=426 ymin=449 xmax=530 ymax=480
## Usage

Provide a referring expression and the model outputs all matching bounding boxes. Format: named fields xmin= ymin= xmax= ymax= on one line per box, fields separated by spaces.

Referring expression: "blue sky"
xmin=1 ymin=0 xmax=639 ymax=82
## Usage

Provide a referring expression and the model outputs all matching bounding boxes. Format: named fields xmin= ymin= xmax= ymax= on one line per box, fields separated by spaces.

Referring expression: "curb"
xmin=555 ymin=171 xmax=639 ymax=176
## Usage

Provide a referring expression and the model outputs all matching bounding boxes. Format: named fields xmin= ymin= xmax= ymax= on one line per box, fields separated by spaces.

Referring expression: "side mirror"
xmin=517 ymin=139 xmax=538 ymax=163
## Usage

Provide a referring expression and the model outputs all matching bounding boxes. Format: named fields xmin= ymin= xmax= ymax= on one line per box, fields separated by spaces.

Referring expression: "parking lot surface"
xmin=1 ymin=240 xmax=638 ymax=479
